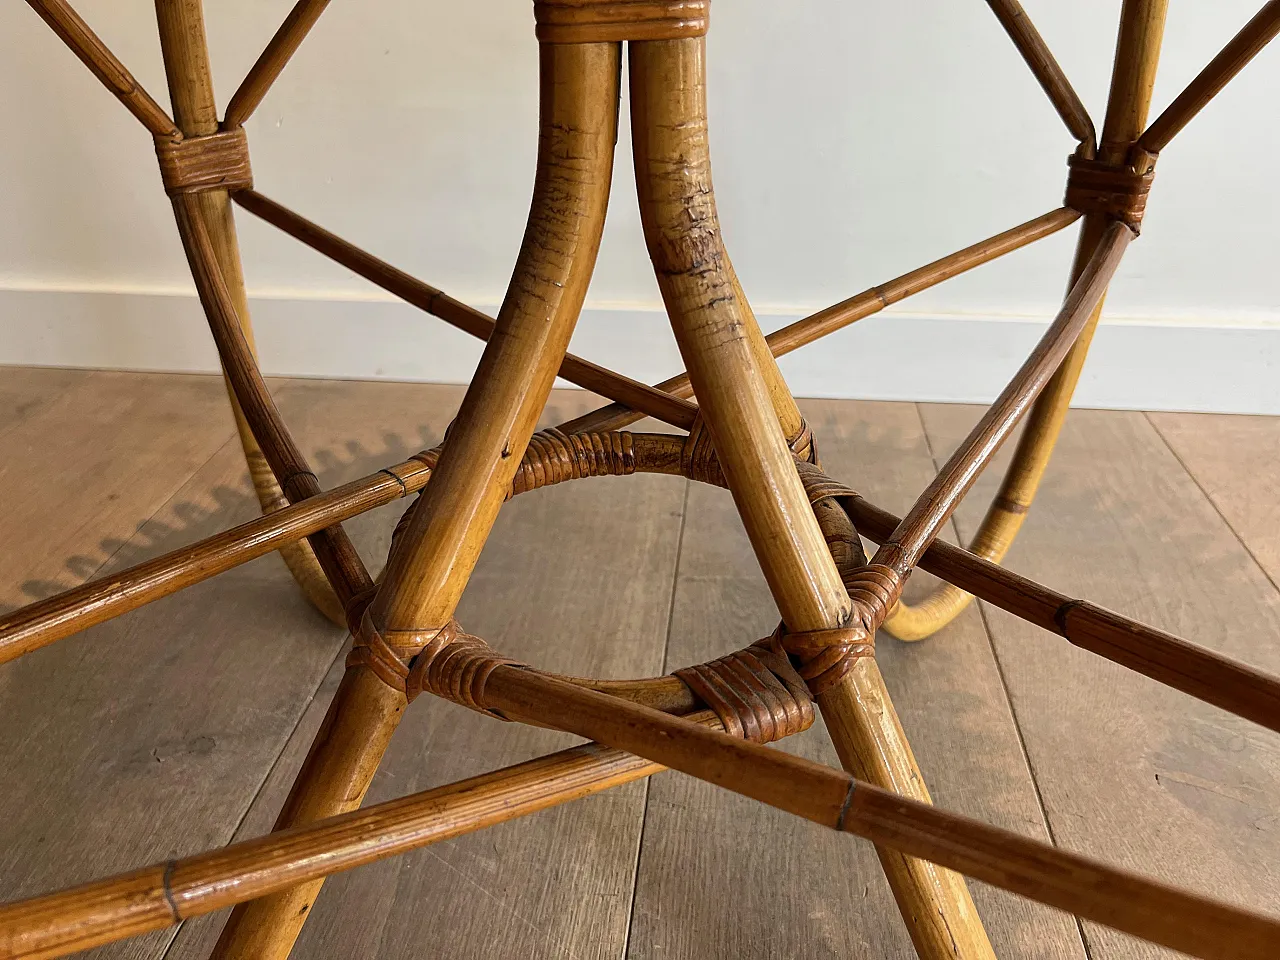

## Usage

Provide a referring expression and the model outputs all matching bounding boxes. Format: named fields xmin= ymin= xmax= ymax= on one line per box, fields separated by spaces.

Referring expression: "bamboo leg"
xmin=885 ymin=0 xmax=1169 ymax=642
xmin=208 ymin=40 xmax=621 ymax=960
xmin=559 ymin=206 xmax=1080 ymax=435
xmin=630 ymin=37 xmax=995 ymax=960
xmin=154 ymin=0 xmax=345 ymax=626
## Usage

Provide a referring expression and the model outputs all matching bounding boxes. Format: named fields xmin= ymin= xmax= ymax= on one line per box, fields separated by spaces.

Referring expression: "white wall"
xmin=2 ymin=1 xmax=1278 ymax=411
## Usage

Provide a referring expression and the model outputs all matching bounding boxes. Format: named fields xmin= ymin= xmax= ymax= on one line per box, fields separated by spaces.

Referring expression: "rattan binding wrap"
xmin=347 ymin=611 xmax=518 ymax=717
xmin=155 ymin=128 xmax=253 ymax=196
xmin=675 ymin=641 xmax=814 ymax=741
xmin=534 ymin=0 xmax=709 ymax=43
xmin=1064 ymin=154 xmax=1155 ymax=234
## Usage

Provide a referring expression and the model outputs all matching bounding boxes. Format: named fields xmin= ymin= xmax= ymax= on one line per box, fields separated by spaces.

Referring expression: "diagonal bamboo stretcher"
xmin=5 ymin=0 xmax=1280 ymax=958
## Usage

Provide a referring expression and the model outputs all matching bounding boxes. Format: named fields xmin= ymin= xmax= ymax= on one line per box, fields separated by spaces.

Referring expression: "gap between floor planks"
xmin=4 ymin=370 xmax=1280 ymax=958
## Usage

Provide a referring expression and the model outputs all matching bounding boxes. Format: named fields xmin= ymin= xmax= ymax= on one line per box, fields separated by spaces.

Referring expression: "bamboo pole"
xmin=871 ymin=222 xmax=1130 ymax=575
xmin=482 ymin=670 xmax=1280 ymax=960
xmin=209 ymin=41 xmax=623 ymax=960
xmin=5 ymin=675 xmax=1279 ymax=960
xmin=984 ymin=0 xmax=1096 ymax=149
xmin=0 ymin=724 xmax=683 ymax=960
xmin=834 ymin=490 xmax=1280 ymax=734
xmin=223 ymin=0 xmax=331 ymax=128
xmin=154 ymin=0 xmax=346 ymax=625
xmin=0 ymin=457 xmax=427 ymax=665
xmin=25 ymin=0 xmax=180 ymax=138
xmin=629 ymin=36 xmax=995 ymax=960
xmin=560 ymin=206 xmax=1080 ymax=434
xmin=231 ymin=189 xmax=698 ymax=429
xmin=1137 ymin=0 xmax=1280 ymax=157
xmin=173 ymin=195 xmax=376 ymax=614
xmin=885 ymin=0 xmax=1170 ymax=642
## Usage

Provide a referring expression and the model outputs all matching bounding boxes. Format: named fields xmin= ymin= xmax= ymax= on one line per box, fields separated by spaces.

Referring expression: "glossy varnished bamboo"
xmin=482 ymin=669 xmax=1280 ymax=960
xmin=1137 ymin=0 xmax=1280 ymax=157
xmin=886 ymin=0 xmax=1170 ymax=641
xmin=6 ymin=645 xmax=1279 ymax=960
xmin=174 ymin=195 xmax=376 ymax=613
xmin=916 ymin=403 xmax=1280 ymax=957
xmin=983 ymin=0 xmax=1095 ymax=148
xmin=231 ymin=189 xmax=698 ymax=429
xmin=222 ymin=0 xmax=332 ymax=128
xmin=0 ymin=732 xmax=676 ymax=960
xmin=209 ymin=42 xmax=624 ymax=960
xmin=629 ymin=35 xmax=994 ymax=960
xmin=561 ymin=206 xmax=1080 ymax=435
xmin=154 ymin=0 xmax=346 ymax=626
xmin=371 ymin=41 xmax=620 ymax=632
xmin=872 ymin=223 xmax=1130 ymax=577
xmin=838 ymin=490 xmax=1280 ymax=735
xmin=24 ymin=0 xmax=179 ymax=138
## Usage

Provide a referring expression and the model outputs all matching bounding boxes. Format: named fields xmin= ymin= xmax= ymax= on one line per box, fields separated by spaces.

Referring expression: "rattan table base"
xmin=4 ymin=2 xmax=1280 ymax=958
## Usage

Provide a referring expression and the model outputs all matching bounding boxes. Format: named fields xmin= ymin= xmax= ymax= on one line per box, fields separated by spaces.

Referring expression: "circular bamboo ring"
xmin=378 ymin=428 xmax=868 ymax=735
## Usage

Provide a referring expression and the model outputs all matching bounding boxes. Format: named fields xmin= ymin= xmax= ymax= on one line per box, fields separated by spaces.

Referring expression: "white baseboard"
xmin=1 ymin=286 xmax=1277 ymax=415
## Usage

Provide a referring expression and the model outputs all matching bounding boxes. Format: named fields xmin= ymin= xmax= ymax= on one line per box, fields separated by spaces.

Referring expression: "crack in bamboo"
xmin=559 ymin=206 xmax=1080 ymax=434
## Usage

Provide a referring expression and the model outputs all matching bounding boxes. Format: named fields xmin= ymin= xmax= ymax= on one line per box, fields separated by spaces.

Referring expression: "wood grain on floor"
xmin=1 ymin=367 xmax=1277 ymax=960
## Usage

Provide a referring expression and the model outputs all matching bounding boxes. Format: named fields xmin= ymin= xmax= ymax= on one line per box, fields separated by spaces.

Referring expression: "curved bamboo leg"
xmin=207 ymin=39 xmax=621 ymax=960
xmin=885 ymin=0 xmax=1170 ymax=643
xmin=630 ymin=37 xmax=995 ymax=959
xmin=154 ymin=0 xmax=345 ymax=627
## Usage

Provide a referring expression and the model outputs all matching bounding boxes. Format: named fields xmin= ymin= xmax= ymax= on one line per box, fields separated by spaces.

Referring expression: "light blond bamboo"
xmin=209 ymin=41 xmax=623 ymax=960
xmin=223 ymin=0 xmax=332 ymax=128
xmin=886 ymin=0 xmax=1169 ymax=642
xmin=372 ymin=42 xmax=620 ymax=631
xmin=25 ymin=0 xmax=179 ymax=138
xmin=560 ymin=207 xmax=1080 ymax=435
xmin=154 ymin=0 xmax=346 ymax=626
xmin=629 ymin=35 xmax=995 ymax=960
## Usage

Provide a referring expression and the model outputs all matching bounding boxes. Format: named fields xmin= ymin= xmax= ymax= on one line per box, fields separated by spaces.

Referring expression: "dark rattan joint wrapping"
xmin=675 ymin=640 xmax=815 ymax=742
xmin=534 ymin=0 xmax=710 ymax=43
xmin=156 ymin=128 xmax=253 ymax=196
xmin=1064 ymin=154 xmax=1154 ymax=234
xmin=347 ymin=611 xmax=517 ymax=718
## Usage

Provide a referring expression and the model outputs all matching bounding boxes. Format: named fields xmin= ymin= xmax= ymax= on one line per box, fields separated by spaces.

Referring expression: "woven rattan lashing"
xmin=11 ymin=0 xmax=1280 ymax=957
xmin=155 ymin=128 xmax=253 ymax=195
xmin=1064 ymin=154 xmax=1155 ymax=234
xmin=534 ymin=0 xmax=709 ymax=43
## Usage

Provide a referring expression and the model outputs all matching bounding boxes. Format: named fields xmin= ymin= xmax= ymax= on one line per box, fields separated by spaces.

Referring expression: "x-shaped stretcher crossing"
xmin=4 ymin=2 xmax=1280 ymax=959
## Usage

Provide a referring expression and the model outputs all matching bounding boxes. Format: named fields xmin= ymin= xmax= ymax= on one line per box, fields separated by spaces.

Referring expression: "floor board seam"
xmin=157 ymin=640 xmax=349 ymax=960
xmin=913 ymin=403 xmax=1094 ymax=960
xmin=1143 ymin=411 xmax=1280 ymax=600
xmin=620 ymin=477 xmax=690 ymax=960
xmin=78 ymin=432 xmax=241 ymax=593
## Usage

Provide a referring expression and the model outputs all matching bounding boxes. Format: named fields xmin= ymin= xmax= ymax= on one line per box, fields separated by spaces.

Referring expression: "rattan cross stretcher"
xmin=4 ymin=1 xmax=1280 ymax=958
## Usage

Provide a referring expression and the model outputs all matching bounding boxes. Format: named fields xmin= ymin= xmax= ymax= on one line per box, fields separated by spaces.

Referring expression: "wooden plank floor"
xmin=2 ymin=367 xmax=1277 ymax=959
